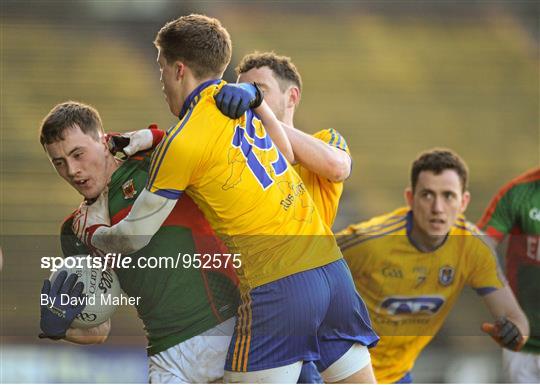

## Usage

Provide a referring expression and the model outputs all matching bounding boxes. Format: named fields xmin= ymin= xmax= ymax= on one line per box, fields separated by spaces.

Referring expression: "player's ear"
xmin=404 ymin=187 xmax=414 ymax=207
xmin=99 ymin=134 xmax=109 ymax=152
xmin=175 ymin=62 xmax=185 ymax=81
xmin=287 ymin=86 xmax=300 ymax=108
xmin=460 ymin=190 xmax=471 ymax=213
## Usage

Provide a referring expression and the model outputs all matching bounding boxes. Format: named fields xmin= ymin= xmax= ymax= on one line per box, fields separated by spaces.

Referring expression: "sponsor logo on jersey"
xmin=379 ymin=296 xmax=445 ymax=315
xmin=438 ymin=265 xmax=454 ymax=286
xmin=529 ymin=207 xmax=540 ymax=222
xmin=526 ymin=235 xmax=540 ymax=261
xmin=122 ymin=179 xmax=137 ymax=199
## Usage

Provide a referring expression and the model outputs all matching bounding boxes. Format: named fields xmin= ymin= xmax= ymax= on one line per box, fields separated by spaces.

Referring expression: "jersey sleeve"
xmin=313 ymin=128 xmax=351 ymax=156
xmin=477 ymin=185 xmax=516 ymax=242
xmin=298 ymin=128 xmax=350 ymax=226
xmin=148 ymin=125 xmax=165 ymax=147
xmin=466 ymin=236 xmax=506 ymax=295
xmin=60 ymin=214 xmax=91 ymax=257
xmin=338 ymin=232 xmax=368 ymax=283
xmin=146 ymin=120 xmax=203 ymax=199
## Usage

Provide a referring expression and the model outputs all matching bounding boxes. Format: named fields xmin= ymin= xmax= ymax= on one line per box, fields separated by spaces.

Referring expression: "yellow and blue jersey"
xmin=293 ymin=128 xmax=350 ymax=226
xmin=147 ymin=79 xmax=341 ymax=291
xmin=337 ymin=207 xmax=505 ymax=384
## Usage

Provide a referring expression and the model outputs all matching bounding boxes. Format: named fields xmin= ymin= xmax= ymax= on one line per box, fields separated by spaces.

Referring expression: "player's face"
xmin=157 ymin=49 xmax=182 ymax=117
xmin=45 ymin=126 xmax=111 ymax=200
xmin=406 ymin=169 xmax=470 ymax=242
xmin=238 ymin=66 xmax=288 ymax=121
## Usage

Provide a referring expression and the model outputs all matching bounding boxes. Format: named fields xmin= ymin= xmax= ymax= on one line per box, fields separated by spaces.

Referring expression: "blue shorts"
xmin=298 ymin=362 xmax=324 ymax=383
xmin=225 ymin=259 xmax=378 ymax=372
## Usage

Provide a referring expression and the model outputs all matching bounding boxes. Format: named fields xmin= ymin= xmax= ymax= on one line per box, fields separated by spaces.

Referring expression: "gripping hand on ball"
xmin=214 ymin=83 xmax=264 ymax=119
xmin=72 ymin=189 xmax=110 ymax=254
xmin=40 ymin=270 xmax=86 ymax=339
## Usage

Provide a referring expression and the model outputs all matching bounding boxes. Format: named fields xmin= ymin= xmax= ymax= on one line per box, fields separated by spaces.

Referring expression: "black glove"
xmin=39 ymin=270 xmax=86 ymax=340
xmin=481 ymin=316 xmax=525 ymax=351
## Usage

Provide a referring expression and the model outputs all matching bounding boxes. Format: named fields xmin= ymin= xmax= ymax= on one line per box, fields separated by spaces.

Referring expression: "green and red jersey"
xmin=478 ymin=167 xmax=540 ymax=353
xmin=61 ymin=152 xmax=239 ymax=355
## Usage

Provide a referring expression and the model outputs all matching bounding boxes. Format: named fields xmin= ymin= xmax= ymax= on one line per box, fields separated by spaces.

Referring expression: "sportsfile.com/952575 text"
xmin=40 ymin=253 xmax=242 ymax=271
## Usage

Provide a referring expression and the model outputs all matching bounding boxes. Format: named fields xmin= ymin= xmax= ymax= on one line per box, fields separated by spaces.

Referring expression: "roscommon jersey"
xmin=338 ymin=207 xmax=505 ymax=383
xmin=146 ymin=79 xmax=342 ymax=291
xmin=293 ymin=128 xmax=350 ymax=227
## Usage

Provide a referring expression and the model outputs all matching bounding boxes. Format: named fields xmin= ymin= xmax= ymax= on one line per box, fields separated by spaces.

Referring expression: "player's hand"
xmin=72 ymin=189 xmax=110 ymax=254
xmin=108 ymin=125 xmax=164 ymax=158
xmin=481 ymin=316 xmax=525 ymax=351
xmin=214 ymin=82 xmax=264 ymax=119
xmin=39 ymin=270 xmax=86 ymax=339
xmin=121 ymin=129 xmax=154 ymax=156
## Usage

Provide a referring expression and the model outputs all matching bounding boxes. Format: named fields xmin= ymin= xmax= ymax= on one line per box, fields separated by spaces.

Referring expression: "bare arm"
xmin=254 ymin=101 xmax=294 ymax=163
xmin=214 ymin=83 xmax=350 ymax=181
xmin=281 ymin=123 xmax=351 ymax=182
xmin=481 ymin=285 xmax=529 ymax=342
xmin=254 ymin=105 xmax=351 ymax=182
xmin=64 ymin=319 xmax=110 ymax=345
xmin=253 ymin=103 xmax=350 ymax=181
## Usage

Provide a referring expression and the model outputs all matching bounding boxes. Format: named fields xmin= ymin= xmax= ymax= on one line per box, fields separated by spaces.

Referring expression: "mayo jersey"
xmin=147 ymin=79 xmax=341 ymax=290
xmin=61 ymin=153 xmax=238 ymax=355
xmin=293 ymin=129 xmax=350 ymax=226
xmin=478 ymin=167 xmax=540 ymax=353
xmin=337 ymin=207 xmax=505 ymax=384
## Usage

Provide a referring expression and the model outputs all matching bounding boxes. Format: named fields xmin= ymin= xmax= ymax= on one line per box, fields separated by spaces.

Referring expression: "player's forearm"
xmin=64 ymin=320 xmax=110 ymax=345
xmin=255 ymin=102 xmax=295 ymax=163
xmin=283 ymin=124 xmax=351 ymax=182
xmin=483 ymin=285 xmax=530 ymax=338
xmin=503 ymin=302 xmax=530 ymax=339
xmin=92 ymin=188 xmax=176 ymax=254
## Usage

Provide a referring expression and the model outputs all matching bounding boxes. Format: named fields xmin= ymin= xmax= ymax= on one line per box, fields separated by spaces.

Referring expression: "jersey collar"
xmin=109 ymin=157 xmax=130 ymax=193
xmin=406 ymin=210 xmax=449 ymax=253
xmin=178 ymin=79 xmax=222 ymax=120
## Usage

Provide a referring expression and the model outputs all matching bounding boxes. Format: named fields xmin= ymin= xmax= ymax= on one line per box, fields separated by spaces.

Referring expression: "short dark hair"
xmin=411 ymin=149 xmax=469 ymax=192
xmin=39 ymin=101 xmax=103 ymax=146
xmin=154 ymin=14 xmax=232 ymax=79
xmin=236 ymin=51 xmax=302 ymax=93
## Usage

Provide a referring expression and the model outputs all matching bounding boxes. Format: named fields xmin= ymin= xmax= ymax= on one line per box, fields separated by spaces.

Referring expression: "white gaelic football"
xmin=49 ymin=264 xmax=121 ymax=329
